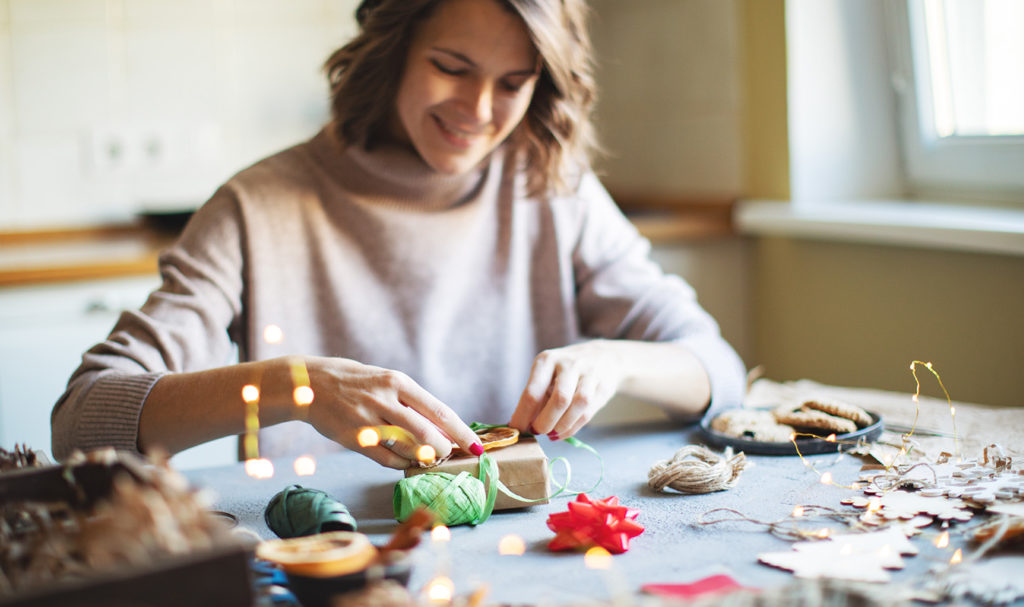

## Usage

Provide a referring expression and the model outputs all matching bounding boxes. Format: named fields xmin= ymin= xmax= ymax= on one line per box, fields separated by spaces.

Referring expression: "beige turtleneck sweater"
xmin=51 ymin=128 xmax=746 ymax=460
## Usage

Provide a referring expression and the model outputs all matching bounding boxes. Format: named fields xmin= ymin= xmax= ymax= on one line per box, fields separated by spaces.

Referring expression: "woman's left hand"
xmin=508 ymin=341 xmax=624 ymax=440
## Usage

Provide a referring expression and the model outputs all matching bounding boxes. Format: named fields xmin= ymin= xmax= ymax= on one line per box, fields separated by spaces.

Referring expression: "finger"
xmin=531 ymin=365 xmax=579 ymax=436
xmin=379 ymin=410 xmax=453 ymax=461
xmin=561 ymin=378 xmax=615 ymax=438
xmin=393 ymin=380 xmax=481 ymax=456
xmin=360 ymin=445 xmax=414 ymax=470
xmin=372 ymin=423 xmax=431 ymax=462
xmin=343 ymin=416 xmax=417 ymax=468
xmin=561 ymin=413 xmax=591 ymax=439
xmin=509 ymin=356 xmax=557 ymax=432
xmin=552 ymin=373 xmax=600 ymax=436
xmin=509 ymin=384 xmax=549 ymax=434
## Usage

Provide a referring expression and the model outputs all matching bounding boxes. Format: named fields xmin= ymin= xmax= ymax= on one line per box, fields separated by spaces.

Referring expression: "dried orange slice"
xmin=477 ymin=426 xmax=520 ymax=450
xmin=256 ymin=530 xmax=377 ymax=577
xmin=452 ymin=426 xmax=520 ymax=457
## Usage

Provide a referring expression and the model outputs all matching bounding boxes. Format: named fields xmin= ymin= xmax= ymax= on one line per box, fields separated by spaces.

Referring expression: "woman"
xmin=51 ymin=0 xmax=746 ymax=469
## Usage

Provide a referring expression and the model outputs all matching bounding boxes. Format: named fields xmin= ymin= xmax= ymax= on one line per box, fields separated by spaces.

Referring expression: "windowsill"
xmin=735 ymin=199 xmax=1024 ymax=257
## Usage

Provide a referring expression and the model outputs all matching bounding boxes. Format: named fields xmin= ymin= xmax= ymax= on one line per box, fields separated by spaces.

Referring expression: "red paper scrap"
xmin=641 ymin=574 xmax=747 ymax=599
xmin=546 ymin=493 xmax=644 ymax=554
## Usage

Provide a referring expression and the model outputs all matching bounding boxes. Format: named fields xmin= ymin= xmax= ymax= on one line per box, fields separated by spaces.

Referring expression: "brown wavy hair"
xmin=324 ymin=0 xmax=598 ymax=197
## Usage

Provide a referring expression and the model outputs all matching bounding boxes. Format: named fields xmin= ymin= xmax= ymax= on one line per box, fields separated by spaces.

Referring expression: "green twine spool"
xmin=393 ymin=471 xmax=489 ymax=527
xmin=264 ymin=484 xmax=357 ymax=539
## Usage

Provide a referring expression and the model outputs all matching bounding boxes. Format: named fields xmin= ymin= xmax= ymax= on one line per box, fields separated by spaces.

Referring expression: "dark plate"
xmin=698 ymin=410 xmax=884 ymax=456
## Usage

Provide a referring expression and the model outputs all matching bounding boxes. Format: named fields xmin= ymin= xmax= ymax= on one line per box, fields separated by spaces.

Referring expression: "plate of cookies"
xmin=700 ymin=399 xmax=883 ymax=455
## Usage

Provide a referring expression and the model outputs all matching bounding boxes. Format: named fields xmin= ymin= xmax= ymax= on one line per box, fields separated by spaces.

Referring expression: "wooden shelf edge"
xmin=0 ymin=223 xmax=152 ymax=246
xmin=0 ymin=257 xmax=161 ymax=287
xmin=612 ymin=193 xmax=738 ymax=242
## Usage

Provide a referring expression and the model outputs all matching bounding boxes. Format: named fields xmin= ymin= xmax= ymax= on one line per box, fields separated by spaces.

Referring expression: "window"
xmin=890 ymin=0 xmax=1024 ymax=201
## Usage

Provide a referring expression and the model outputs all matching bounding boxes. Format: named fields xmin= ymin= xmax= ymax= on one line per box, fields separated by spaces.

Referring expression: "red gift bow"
xmin=546 ymin=493 xmax=644 ymax=554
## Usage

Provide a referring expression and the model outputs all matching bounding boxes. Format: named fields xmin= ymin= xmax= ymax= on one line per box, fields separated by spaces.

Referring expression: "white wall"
xmin=786 ymin=0 xmax=903 ymax=202
xmin=0 ymin=0 xmax=359 ymax=230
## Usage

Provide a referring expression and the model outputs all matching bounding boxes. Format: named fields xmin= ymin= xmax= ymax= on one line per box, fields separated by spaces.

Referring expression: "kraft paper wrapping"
xmin=405 ymin=437 xmax=550 ymax=510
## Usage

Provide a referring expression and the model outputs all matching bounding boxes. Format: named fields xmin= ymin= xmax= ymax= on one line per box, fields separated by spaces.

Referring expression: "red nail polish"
xmin=548 ymin=432 xmax=559 ymax=441
xmin=469 ymin=442 xmax=484 ymax=456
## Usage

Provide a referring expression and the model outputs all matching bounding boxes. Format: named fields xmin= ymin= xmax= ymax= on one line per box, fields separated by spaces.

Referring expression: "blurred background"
xmin=1 ymin=0 xmax=1021 ymax=467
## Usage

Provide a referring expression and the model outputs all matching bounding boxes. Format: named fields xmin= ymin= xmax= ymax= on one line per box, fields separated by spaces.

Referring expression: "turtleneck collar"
xmin=309 ymin=126 xmax=494 ymax=211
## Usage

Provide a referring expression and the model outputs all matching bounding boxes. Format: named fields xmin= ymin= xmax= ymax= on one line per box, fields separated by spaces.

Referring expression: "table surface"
xmin=184 ymin=418 xmax=1002 ymax=605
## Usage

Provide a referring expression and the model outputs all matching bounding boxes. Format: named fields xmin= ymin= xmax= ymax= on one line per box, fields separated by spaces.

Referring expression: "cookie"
xmin=802 ymin=399 xmax=872 ymax=428
xmin=710 ymin=409 xmax=796 ymax=443
xmin=772 ymin=404 xmax=857 ymax=435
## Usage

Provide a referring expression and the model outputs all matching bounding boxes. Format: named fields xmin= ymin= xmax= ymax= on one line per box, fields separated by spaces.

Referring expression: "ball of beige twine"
xmin=648 ymin=445 xmax=747 ymax=494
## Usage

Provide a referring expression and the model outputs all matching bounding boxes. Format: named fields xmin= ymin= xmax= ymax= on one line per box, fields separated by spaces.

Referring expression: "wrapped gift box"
xmin=405 ymin=436 xmax=550 ymax=510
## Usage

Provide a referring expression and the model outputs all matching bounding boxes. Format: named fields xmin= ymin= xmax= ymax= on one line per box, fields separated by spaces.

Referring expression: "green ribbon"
xmin=392 ymin=424 xmax=603 ymax=526
xmin=264 ymin=484 xmax=357 ymax=538
xmin=393 ymin=471 xmax=491 ymax=526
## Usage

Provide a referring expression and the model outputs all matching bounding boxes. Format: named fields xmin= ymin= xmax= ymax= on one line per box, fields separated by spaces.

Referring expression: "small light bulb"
xmin=357 ymin=427 xmax=380 ymax=447
xmin=244 ymin=458 xmax=274 ymax=479
xmin=584 ymin=546 xmax=612 ymax=570
xmin=426 ymin=576 xmax=454 ymax=603
xmin=431 ymin=525 xmax=451 ymax=542
xmin=293 ymin=455 xmax=316 ymax=476
xmin=293 ymin=386 xmax=314 ymax=406
xmin=263 ymin=324 xmax=284 ymax=344
xmin=498 ymin=534 xmax=526 ymax=555
xmin=241 ymin=384 xmax=260 ymax=404
xmin=417 ymin=444 xmax=437 ymax=464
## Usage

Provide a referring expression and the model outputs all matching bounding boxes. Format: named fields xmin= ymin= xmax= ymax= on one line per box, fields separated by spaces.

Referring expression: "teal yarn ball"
xmin=393 ymin=471 xmax=488 ymax=527
xmin=264 ymin=484 xmax=357 ymax=539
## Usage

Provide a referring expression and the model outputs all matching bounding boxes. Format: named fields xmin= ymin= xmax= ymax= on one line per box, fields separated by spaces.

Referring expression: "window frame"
xmin=887 ymin=0 xmax=1024 ymax=203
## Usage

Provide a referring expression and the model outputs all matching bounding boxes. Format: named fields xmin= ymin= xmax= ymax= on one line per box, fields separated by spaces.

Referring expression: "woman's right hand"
xmin=301 ymin=357 xmax=483 ymax=469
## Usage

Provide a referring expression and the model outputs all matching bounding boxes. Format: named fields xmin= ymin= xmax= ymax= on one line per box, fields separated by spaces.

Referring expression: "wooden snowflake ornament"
xmin=758 ymin=528 xmax=917 ymax=583
xmin=842 ymin=490 xmax=973 ymax=524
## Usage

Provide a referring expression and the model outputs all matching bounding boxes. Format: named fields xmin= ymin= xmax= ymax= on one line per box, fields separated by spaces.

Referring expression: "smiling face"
xmin=391 ymin=0 xmax=540 ymax=175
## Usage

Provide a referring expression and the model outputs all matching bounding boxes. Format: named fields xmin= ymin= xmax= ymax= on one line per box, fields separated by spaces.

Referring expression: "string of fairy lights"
xmin=788 ymin=360 xmax=960 ymax=482
xmin=242 ymin=324 xmax=438 ymax=480
xmin=241 ymin=325 xmax=318 ymax=479
xmin=776 ymin=360 xmax=970 ymax=565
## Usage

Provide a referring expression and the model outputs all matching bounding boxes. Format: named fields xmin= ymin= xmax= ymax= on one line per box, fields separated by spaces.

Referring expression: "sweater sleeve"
xmin=50 ymin=187 xmax=247 ymax=461
xmin=569 ymin=173 xmax=746 ymax=420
